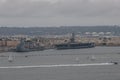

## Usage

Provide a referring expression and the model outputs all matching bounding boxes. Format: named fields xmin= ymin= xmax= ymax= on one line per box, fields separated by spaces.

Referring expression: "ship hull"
xmin=16 ymin=47 xmax=44 ymax=52
xmin=55 ymin=43 xmax=95 ymax=50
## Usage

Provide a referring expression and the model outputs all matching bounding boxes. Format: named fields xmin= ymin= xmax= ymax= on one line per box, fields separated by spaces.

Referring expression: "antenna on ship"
xmin=70 ymin=33 xmax=75 ymax=43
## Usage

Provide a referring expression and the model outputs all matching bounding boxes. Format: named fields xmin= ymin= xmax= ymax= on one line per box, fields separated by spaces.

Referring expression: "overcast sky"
xmin=0 ymin=0 xmax=120 ymax=27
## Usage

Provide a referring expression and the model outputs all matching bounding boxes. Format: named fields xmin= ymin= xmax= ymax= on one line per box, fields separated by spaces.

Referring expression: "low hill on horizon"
xmin=0 ymin=26 xmax=120 ymax=36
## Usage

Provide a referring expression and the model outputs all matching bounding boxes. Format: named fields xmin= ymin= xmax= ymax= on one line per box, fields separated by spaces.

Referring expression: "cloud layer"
xmin=0 ymin=0 xmax=120 ymax=26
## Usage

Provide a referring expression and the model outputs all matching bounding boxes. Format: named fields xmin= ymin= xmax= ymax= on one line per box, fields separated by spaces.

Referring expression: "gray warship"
xmin=16 ymin=39 xmax=44 ymax=52
xmin=54 ymin=33 xmax=95 ymax=50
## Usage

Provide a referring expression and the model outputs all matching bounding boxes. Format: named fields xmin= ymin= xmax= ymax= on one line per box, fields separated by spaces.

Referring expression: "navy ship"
xmin=16 ymin=39 xmax=44 ymax=52
xmin=54 ymin=33 xmax=95 ymax=50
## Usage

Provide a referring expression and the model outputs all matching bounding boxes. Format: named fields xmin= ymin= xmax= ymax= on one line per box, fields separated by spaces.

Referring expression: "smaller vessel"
xmin=75 ymin=57 xmax=80 ymax=63
xmin=54 ymin=33 xmax=95 ymax=50
xmin=16 ymin=38 xmax=44 ymax=52
xmin=90 ymin=55 xmax=96 ymax=61
xmin=8 ymin=54 xmax=14 ymax=62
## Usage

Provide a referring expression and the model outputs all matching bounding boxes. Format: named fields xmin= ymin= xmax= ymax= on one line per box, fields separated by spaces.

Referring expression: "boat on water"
xmin=8 ymin=53 xmax=14 ymax=62
xmin=16 ymin=39 xmax=44 ymax=52
xmin=54 ymin=33 xmax=95 ymax=50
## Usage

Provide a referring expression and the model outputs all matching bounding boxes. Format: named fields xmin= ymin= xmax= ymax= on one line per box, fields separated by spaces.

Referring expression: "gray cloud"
xmin=54 ymin=0 xmax=120 ymax=17
xmin=0 ymin=0 xmax=120 ymax=26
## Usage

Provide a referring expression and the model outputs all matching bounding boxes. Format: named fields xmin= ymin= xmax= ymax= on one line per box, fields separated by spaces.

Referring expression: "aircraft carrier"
xmin=54 ymin=33 xmax=95 ymax=50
